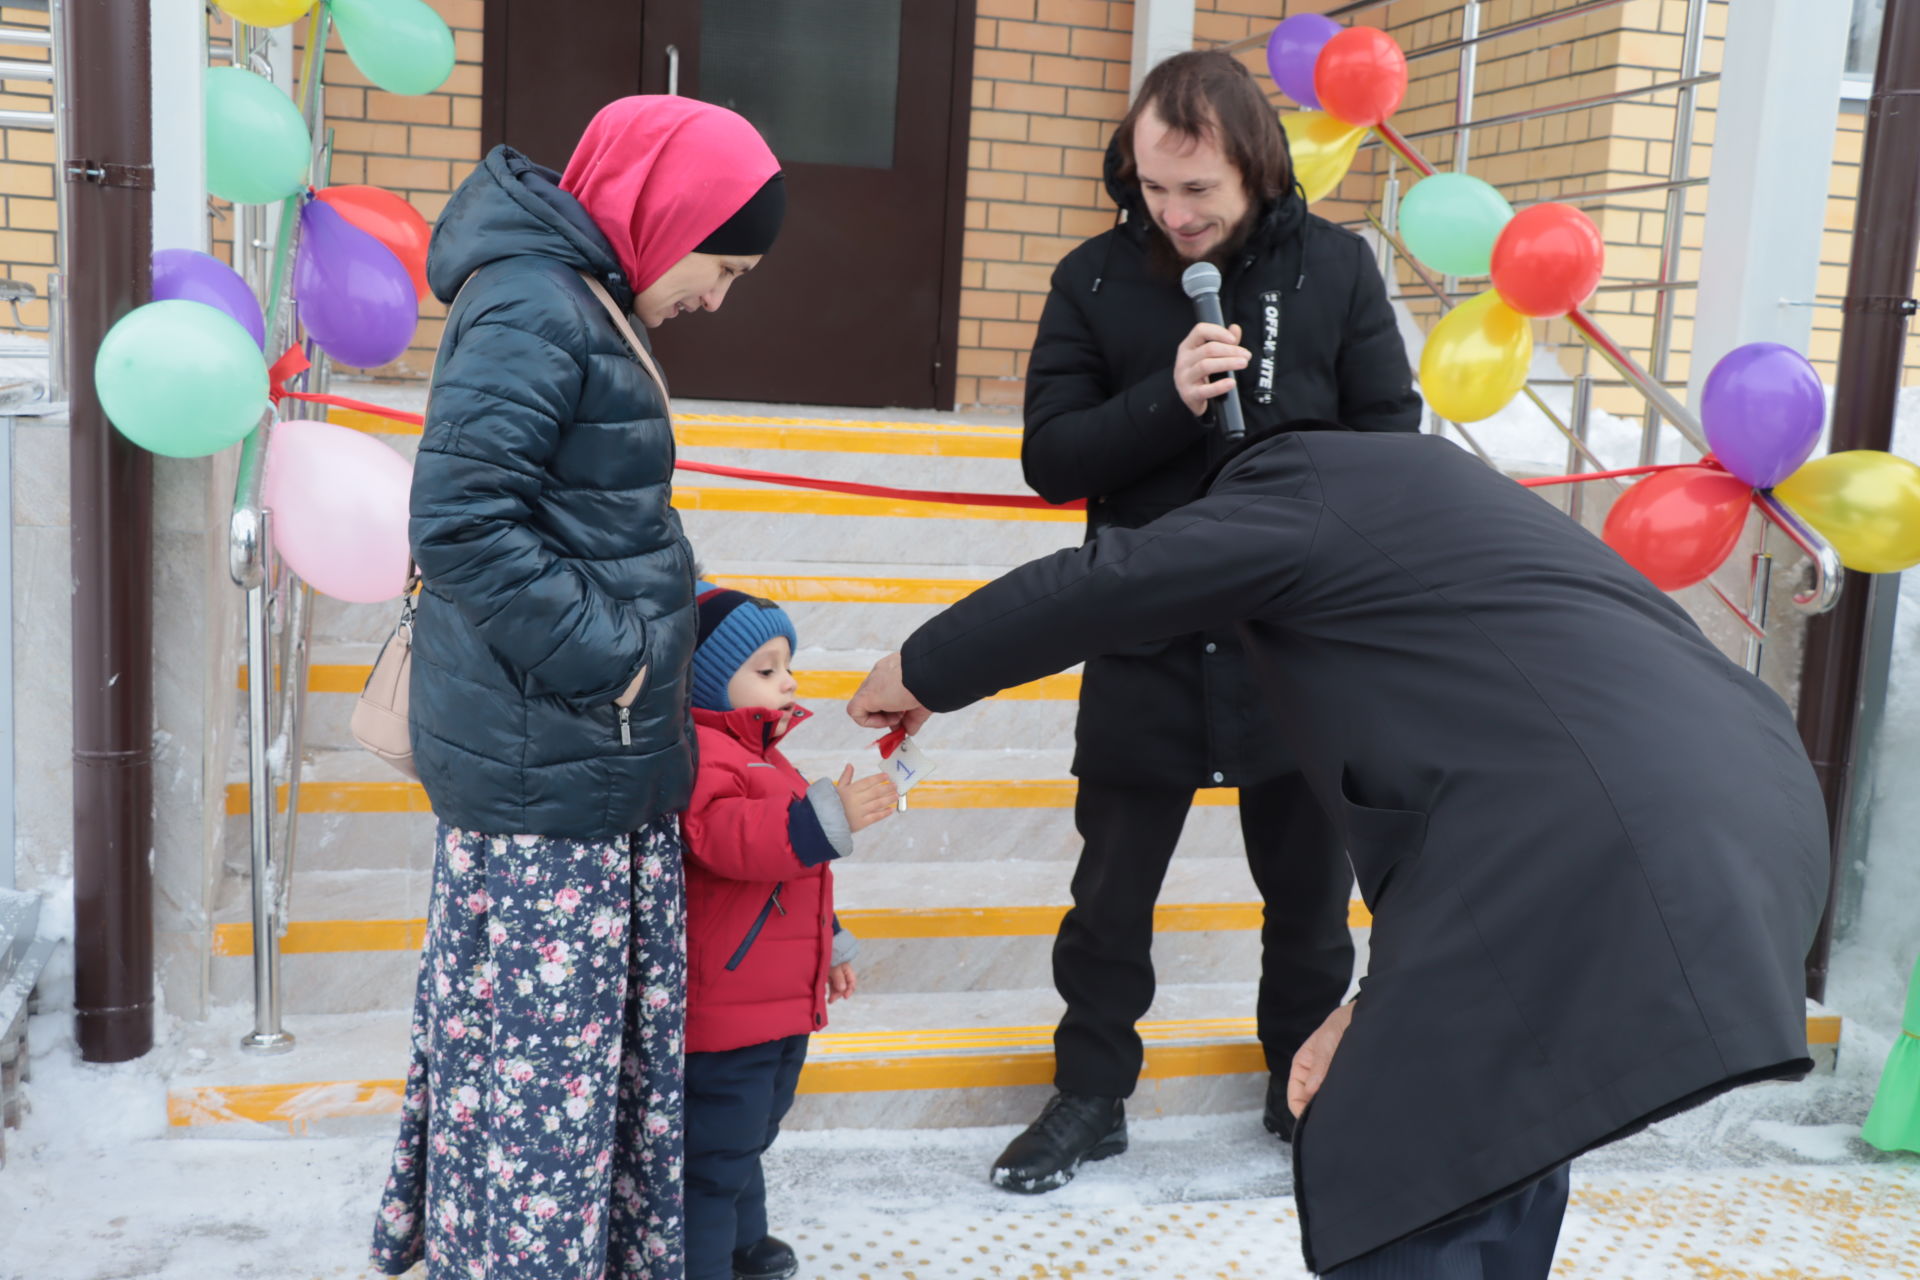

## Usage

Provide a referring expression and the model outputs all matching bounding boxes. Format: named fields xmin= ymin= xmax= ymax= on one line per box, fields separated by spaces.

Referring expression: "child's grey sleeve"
xmin=831 ymin=922 xmax=860 ymax=966
xmin=804 ymin=778 xmax=854 ymax=859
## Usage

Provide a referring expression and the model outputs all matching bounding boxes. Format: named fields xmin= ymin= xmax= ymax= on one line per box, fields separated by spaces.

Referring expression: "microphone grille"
xmin=1181 ymin=262 xmax=1222 ymax=299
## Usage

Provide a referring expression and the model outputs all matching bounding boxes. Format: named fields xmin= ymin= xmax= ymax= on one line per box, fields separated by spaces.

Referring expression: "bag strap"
xmin=577 ymin=271 xmax=673 ymax=425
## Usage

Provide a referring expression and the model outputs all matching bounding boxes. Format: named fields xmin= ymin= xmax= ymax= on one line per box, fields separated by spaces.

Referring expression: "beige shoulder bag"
xmin=350 ymin=274 xmax=672 ymax=777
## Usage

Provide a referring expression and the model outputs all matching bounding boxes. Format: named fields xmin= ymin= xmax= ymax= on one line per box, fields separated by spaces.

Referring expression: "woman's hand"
xmin=1287 ymin=1001 xmax=1355 ymax=1119
xmin=837 ymin=765 xmax=899 ymax=832
xmin=828 ymin=963 xmax=858 ymax=1003
xmin=847 ymin=652 xmax=931 ymax=733
xmin=614 ymin=665 xmax=649 ymax=708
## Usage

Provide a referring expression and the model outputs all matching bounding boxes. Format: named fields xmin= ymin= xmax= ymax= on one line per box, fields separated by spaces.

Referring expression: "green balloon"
xmin=94 ymin=301 xmax=270 ymax=458
xmin=205 ymin=66 xmax=312 ymax=205
xmin=1399 ymin=173 xmax=1515 ymax=278
xmin=332 ymin=0 xmax=457 ymax=96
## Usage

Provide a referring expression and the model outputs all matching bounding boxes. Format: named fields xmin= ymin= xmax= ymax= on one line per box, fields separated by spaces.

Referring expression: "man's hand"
xmin=1287 ymin=1001 xmax=1355 ymax=1120
xmin=828 ymin=962 xmax=858 ymax=1003
xmin=846 ymin=652 xmax=931 ymax=735
xmin=836 ymin=765 xmax=898 ymax=833
xmin=1174 ymin=321 xmax=1249 ymax=417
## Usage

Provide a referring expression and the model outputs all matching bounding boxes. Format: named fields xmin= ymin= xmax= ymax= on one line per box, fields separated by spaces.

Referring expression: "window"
xmin=1846 ymin=0 xmax=1884 ymax=82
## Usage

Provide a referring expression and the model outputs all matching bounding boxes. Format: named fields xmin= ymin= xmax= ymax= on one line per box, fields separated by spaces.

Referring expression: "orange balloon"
xmin=1601 ymin=466 xmax=1753 ymax=591
xmin=314 ymin=185 xmax=431 ymax=301
xmin=1313 ymin=27 xmax=1408 ymax=128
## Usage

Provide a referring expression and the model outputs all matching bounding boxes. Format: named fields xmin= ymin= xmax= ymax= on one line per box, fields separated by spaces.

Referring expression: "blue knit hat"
xmin=690 ymin=581 xmax=798 ymax=711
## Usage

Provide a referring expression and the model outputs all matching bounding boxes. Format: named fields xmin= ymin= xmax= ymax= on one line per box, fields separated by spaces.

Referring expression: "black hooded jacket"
xmin=406 ymin=146 xmax=699 ymax=839
xmin=1022 ymin=140 xmax=1421 ymax=786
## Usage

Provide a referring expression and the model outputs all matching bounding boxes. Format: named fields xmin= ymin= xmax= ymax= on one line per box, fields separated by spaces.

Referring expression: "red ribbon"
xmin=1515 ymin=458 xmax=1730 ymax=489
xmin=268 ymin=345 xmax=429 ymax=426
xmin=872 ymin=726 xmax=908 ymax=759
xmin=675 ymin=458 xmax=1084 ymax=511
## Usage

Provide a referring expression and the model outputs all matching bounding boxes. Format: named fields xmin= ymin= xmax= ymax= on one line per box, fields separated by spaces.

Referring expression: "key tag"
xmin=875 ymin=726 xmax=937 ymax=811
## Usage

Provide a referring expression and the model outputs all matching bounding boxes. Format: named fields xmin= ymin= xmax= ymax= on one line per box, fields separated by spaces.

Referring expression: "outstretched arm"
xmin=849 ymin=453 xmax=1320 ymax=726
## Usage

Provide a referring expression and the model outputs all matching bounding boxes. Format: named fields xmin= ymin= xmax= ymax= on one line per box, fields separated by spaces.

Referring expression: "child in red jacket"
xmin=681 ymin=583 xmax=897 ymax=1280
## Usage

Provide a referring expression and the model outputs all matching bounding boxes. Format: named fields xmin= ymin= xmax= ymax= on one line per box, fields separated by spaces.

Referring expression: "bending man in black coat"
xmin=847 ymin=424 xmax=1828 ymax=1279
xmin=1004 ymin=48 xmax=1422 ymax=1192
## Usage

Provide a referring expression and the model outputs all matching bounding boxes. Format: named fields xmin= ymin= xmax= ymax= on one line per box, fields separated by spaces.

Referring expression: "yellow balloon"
xmin=1418 ymin=289 xmax=1532 ymax=423
xmin=217 ymin=0 xmax=316 ymax=26
xmin=1774 ymin=450 xmax=1920 ymax=574
xmin=1282 ymin=111 xmax=1366 ymax=205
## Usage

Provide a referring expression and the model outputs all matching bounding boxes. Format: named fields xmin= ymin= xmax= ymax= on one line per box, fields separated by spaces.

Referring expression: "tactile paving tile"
xmin=769 ymin=1166 xmax=1920 ymax=1279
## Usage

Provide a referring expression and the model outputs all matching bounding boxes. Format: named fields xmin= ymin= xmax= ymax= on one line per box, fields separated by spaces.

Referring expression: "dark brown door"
xmin=483 ymin=0 xmax=973 ymax=409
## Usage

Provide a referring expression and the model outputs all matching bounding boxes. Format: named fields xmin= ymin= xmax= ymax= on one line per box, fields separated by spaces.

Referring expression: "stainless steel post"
xmin=1566 ymin=374 xmax=1594 ymax=525
xmin=241 ymin=505 xmax=292 ymax=1054
xmin=1442 ymin=0 xmax=1481 ymax=298
xmin=1637 ymin=0 xmax=1709 ymax=466
xmin=1744 ymin=534 xmax=1773 ymax=677
xmin=1377 ymin=173 xmax=1401 ymax=281
xmin=273 ymin=577 xmax=314 ymax=935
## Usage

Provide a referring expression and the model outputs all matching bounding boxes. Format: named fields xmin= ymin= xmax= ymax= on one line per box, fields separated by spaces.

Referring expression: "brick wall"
xmin=956 ymin=0 xmax=1140 ymax=409
xmin=0 ymin=5 xmax=54 ymax=332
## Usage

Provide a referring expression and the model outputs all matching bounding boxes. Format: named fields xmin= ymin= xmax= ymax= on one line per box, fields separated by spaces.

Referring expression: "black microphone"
xmin=1180 ymin=262 xmax=1246 ymax=442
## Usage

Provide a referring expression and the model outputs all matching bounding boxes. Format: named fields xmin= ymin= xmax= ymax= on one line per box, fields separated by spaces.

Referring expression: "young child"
xmin=681 ymin=582 xmax=898 ymax=1280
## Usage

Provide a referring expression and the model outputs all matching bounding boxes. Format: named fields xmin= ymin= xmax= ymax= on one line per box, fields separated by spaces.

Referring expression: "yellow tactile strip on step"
xmin=210 ymin=901 xmax=1378 ymax=958
xmin=223 ymin=780 xmax=1241 ymax=815
xmin=166 ymin=1018 xmax=1845 ymax=1128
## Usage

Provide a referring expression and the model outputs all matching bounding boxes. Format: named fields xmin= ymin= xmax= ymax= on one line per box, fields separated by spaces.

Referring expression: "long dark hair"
xmin=1114 ymin=51 xmax=1294 ymax=208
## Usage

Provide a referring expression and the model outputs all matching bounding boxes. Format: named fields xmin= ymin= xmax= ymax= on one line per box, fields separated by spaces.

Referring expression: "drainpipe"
xmin=1796 ymin=0 xmax=1920 ymax=1004
xmin=61 ymin=1 xmax=156 ymax=1061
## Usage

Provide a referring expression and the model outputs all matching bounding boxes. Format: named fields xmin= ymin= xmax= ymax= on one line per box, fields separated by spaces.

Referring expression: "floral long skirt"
xmin=370 ymin=817 xmax=688 ymax=1279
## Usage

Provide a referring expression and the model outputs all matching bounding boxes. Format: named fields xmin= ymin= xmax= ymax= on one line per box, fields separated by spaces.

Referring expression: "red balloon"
xmin=1489 ymin=203 xmax=1604 ymax=317
xmin=315 ymin=185 xmax=431 ymax=302
xmin=1313 ymin=27 xmax=1407 ymax=128
xmin=1601 ymin=466 xmax=1753 ymax=591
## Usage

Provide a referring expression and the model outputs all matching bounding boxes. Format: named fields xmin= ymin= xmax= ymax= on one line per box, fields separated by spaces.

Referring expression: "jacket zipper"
xmin=618 ymin=706 xmax=631 ymax=745
xmin=725 ymin=882 xmax=785 ymax=971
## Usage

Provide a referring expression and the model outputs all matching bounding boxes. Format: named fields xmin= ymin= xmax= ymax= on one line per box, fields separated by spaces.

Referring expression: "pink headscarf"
xmin=561 ymin=96 xmax=781 ymax=293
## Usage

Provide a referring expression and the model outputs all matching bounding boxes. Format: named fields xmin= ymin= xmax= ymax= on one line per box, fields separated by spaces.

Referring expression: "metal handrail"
xmin=0 ymin=28 xmax=52 ymax=47
xmin=1223 ymin=1 xmax=1844 ymax=665
xmin=225 ymin=8 xmax=333 ymax=1055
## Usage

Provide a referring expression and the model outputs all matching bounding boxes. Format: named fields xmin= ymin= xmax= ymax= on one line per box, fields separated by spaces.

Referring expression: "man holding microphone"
xmin=998 ymin=49 xmax=1421 ymax=1194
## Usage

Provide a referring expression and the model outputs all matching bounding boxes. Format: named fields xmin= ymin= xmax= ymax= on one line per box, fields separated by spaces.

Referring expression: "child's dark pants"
xmin=684 ymin=1033 xmax=810 ymax=1280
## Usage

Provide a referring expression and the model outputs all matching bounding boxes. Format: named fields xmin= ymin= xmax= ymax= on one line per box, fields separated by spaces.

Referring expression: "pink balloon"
xmin=262 ymin=419 xmax=413 ymax=603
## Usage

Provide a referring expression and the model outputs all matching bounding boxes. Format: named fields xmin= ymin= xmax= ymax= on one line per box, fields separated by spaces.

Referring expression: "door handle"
xmin=666 ymin=44 xmax=680 ymax=96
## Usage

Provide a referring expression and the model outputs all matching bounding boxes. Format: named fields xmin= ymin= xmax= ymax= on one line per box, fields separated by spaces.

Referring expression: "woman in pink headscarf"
xmin=370 ymin=98 xmax=784 ymax=1280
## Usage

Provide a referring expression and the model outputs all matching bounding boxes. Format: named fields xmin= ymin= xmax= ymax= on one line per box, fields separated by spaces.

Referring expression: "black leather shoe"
xmin=733 ymin=1234 xmax=798 ymax=1280
xmin=990 ymin=1091 xmax=1127 ymax=1194
xmin=1262 ymin=1074 xmax=1297 ymax=1143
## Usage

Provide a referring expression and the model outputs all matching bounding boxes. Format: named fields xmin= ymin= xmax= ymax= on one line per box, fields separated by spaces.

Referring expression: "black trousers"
xmin=684 ymin=1033 xmax=809 ymax=1280
xmin=1052 ymin=773 xmax=1354 ymax=1097
xmin=1322 ymin=1165 xmax=1571 ymax=1279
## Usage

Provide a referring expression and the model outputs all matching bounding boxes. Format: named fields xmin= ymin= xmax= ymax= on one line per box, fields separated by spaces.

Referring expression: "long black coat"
xmin=408 ymin=146 xmax=698 ymax=839
xmin=902 ymin=429 xmax=1828 ymax=1271
xmin=1021 ymin=148 xmax=1421 ymax=786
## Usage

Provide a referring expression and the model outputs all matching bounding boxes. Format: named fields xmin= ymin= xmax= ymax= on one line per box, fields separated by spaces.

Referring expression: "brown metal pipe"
xmin=1796 ymin=0 xmax=1920 ymax=1003
xmin=61 ymin=0 xmax=155 ymax=1061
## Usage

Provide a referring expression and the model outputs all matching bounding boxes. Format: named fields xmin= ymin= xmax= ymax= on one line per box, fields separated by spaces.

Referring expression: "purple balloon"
xmin=1701 ymin=342 xmax=1827 ymax=490
xmin=1267 ymin=14 xmax=1341 ymax=109
xmin=152 ymin=248 xmax=266 ymax=350
xmin=293 ymin=200 xmax=418 ymax=370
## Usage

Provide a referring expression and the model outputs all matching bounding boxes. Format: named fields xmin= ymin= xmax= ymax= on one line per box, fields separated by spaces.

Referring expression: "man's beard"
xmin=1144 ymin=206 xmax=1261 ymax=280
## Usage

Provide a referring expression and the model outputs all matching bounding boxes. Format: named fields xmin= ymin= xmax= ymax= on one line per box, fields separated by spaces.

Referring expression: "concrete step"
xmin=162 ymin=995 xmax=1849 ymax=1138
xmin=240 ymin=644 xmax=1080 ymax=757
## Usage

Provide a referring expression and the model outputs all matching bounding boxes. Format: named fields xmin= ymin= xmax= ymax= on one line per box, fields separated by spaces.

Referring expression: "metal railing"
xmin=1219 ymin=0 xmax=1844 ymax=673
xmin=225 ymin=11 xmax=334 ymax=1054
xmin=0 ymin=15 xmax=65 ymax=401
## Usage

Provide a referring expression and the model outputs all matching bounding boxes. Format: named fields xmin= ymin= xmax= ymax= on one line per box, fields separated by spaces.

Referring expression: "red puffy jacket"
xmin=683 ymin=704 xmax=843 ymax=1053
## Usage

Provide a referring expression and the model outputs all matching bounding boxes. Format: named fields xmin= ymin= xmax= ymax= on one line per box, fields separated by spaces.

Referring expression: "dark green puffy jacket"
xmin=408 ymin=145 xmax=697 ymax=839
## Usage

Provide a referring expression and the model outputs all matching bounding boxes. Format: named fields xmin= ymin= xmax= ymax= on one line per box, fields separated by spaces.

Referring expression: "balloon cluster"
xmin=1604 ymin=343 xmax=1920 ymax=584
xmin=1265 ymin=18 xmax=1605 ymax=427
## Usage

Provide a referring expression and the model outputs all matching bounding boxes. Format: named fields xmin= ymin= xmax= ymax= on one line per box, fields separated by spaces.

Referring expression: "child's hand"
xmin=836 ymin=765 xmax=898 ymax=832
xmin=828 ymin=963 xmax=858 ymax=1003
